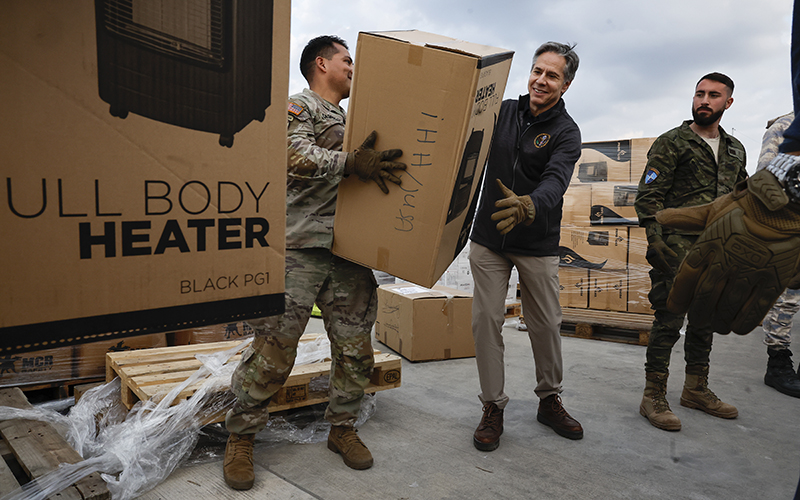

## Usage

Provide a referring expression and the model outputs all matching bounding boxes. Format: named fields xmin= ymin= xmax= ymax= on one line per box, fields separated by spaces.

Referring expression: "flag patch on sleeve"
xmin=288 ymin=102 xmax=304 ymax=116
xmin=644 ymin=168 xmax=659 ymax=184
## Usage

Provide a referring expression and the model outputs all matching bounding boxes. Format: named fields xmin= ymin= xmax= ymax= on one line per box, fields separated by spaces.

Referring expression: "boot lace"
xmin=338 ymin=428 xmax=367 ymax=450
xmin=478 ymin=403 xmax=502 ymax=430
xmin=697 ymin=375 xmax=721 ymax=403
xmin=546 ymin=395 xmax=575 ymax=419
xmin=651 ymin=393 xmax=672 ymax=414
xmin=230 ymin=435 xmax=254 ymax=463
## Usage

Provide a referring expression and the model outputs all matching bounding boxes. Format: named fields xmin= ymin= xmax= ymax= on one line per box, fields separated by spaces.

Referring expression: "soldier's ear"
xmin=724 ymin=96 xmax=733 ymax=110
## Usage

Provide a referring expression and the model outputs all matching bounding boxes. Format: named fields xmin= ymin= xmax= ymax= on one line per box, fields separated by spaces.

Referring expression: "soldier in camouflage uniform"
xmin=755 ymin=113 xmax=800 ymax=398
xmin=223 ymin=35 xmax=406 ymax=490
xmin=634 ymin=73 xmax=747 ymax=431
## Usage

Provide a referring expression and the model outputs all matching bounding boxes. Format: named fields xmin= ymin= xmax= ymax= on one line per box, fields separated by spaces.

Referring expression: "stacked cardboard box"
xmin=375 ymin=284 xmax=474 ymax=361
xmin=559 ymin=138 xmax=656 ymax=314
xmin=1 ymin=1 xmax=290 ymax=357
xmin=0 ymin=333 xmax=167 ymax=389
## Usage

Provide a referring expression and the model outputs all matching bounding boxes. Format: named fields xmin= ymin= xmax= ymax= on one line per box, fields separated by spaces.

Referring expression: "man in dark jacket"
xmin=469 ymin=41 xmax=584 ymax=451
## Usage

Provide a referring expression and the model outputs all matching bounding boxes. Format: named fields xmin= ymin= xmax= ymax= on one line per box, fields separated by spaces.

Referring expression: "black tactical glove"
xmin=491 ymin=179 xmax=536 ymax=235
xmin=645 ymin=234 xmax=678 ymax=275
xmin=656 ymin=169 xmax=800 ymax=334
xmin=345 ymin=130 xmax=406 ymax=194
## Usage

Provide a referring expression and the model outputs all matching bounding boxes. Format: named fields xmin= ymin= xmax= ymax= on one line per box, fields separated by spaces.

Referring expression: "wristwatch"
xmin=766 ymin=153 xmax=800 ymax=203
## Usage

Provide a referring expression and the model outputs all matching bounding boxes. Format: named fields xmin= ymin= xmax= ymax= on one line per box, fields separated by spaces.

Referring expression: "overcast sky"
xmin=289 ymin=0 xmax=794 ymax=174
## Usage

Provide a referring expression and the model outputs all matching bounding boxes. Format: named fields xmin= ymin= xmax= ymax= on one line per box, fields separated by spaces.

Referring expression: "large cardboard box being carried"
xmin=375 ymin=284 xmax=474 ymax=361
xmin=333 ymin=30 xmax=514 ymax=287
xmin=1 ymin=1 xmax=289 ymax=355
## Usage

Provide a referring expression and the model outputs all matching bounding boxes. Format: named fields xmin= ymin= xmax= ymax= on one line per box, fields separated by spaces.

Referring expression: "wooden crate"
xmin=0 ymin=387 xmax=110 ymax=499
xmin=504 ymin=301 xmax=521 ymax=318
xmin=559 ymin=307 xmax=653 ymax=346
xmin=105 ymin=334 xmax=402 ymax=420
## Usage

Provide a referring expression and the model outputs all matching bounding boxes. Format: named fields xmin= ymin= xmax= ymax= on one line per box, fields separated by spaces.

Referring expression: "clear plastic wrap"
xmin=0 ymin=334 xmax=375 ymax=500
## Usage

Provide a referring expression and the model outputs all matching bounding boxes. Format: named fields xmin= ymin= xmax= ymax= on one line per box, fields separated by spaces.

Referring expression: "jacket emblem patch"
xmin=288 ymin=102 xmax=304 ymax=116
xmin=645 ymin=168 xmax=659 ymax=184
xmin=534 ymin=133 xmax=550 ymax=148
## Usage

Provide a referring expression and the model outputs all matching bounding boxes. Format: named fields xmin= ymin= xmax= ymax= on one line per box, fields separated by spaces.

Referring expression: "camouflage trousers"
xmin=762 ymin=287 xmax=800 ymax=349
xmin=645 ymin=234 xmax=714 ymax=374
xmin=225 ymin=248 xmax=378 ymax=435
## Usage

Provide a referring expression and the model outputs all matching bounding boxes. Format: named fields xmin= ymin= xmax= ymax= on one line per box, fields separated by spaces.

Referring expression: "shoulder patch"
xmin=288 ymin=102 xmax=304 ymax=116
xmin=644 ymin=168 xmax=659 ymax=184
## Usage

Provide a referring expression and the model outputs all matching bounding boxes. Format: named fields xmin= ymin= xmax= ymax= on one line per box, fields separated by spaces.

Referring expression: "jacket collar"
xmin=517 ymin=95 xmax=566 ymax=123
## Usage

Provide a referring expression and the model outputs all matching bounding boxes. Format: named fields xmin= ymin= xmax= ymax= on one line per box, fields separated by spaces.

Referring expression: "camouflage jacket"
xmin=634 ymin=120 xmax=747 ymax=240
xmin=285 ymin=88 xmax=349 ymax=249
xmin=756 ymin=113 xmax=793 ymax=171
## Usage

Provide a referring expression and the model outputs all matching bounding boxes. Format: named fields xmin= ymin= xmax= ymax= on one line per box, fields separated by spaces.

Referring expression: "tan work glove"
xmin=645 ymin=235 xmax=678 ymax=275
xmin=491 ymin=179 xmax=536 ymax=235
xmin=655 ymin=169 xmax=800 ymax=335
xmin=345 ymin=130 xmax=406 ymax=194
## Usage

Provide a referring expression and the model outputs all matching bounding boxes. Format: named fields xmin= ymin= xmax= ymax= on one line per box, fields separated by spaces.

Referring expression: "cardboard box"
xmin=375 ymin=284 xmax=474 ymax=361
xmin=590 ymin=183 xmax=639 ymax=225
xmin=75 ymin=333 xmax=168 ymax=379
xmin=588 ymin=270 xmax=627 ymax=312
xmin=172 ymin=322 xmax=255 ymax=346
xmin=572 ymin=140 xmax=631 ymax=183
xmin=332 ymin=30 xmax=514 ymax=287
xmin=559 ymin=226 xmax=628 ymax=271
xmin=559 ymin=267 xmax=590 ymax=309
xmin=627 ymin=227 xmax=653 ymax=314
xmin=1 ymin=1 xmax=290 ymax=354
xmin=562 ymin=184 xmax=592 ymax=226
xmin=631 ymin=137 xmax=657 ymax=182
xmin=0 ymin=345 xmax=75 ymax=388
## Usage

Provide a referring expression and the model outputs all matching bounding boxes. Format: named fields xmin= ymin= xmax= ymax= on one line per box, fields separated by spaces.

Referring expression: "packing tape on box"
xmin=441 ymin=293 xmax=455 ymax=330
xmin=407 ymin=44 xmax=424 ymax=66
xmin=377 ymin=247 xmax=391 ymax=268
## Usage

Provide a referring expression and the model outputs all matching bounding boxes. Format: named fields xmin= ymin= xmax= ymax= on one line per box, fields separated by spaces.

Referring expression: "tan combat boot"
xmin=327 ymin=425 xmax=373 ymax=470
xmin=639 ymin=372 xmax=682 ymax=431
xmin=680 ymin=365 xmax=738 ymax=419
xmin=223 ymin=433 xmax=255 ymax=490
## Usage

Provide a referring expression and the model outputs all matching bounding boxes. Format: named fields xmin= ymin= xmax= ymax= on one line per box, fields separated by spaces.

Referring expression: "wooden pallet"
xmin=105 ymin=333 xmax=403 ymax=421
xmin=559 ymin=307 xmax=653 ymax=346
xmin=504 ymin=301 xmax=521 ymax=318
xmin=0 ymin=387 xmax=110 ymax=499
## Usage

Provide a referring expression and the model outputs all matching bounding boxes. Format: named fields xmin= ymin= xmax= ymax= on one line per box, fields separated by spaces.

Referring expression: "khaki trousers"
xmin=469 ymin=242 xmax=563 ymax=409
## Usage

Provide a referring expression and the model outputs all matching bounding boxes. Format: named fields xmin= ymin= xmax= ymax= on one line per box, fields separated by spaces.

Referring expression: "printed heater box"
xmin=332 ymin=30 xmax=514 ymax=288
xmin=1 ymin=0 xmax=290 ymax=355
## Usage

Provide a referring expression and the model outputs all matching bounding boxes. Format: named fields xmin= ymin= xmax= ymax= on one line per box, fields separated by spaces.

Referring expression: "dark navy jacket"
xmin=470 ymin=95 xmax=581 ymax=256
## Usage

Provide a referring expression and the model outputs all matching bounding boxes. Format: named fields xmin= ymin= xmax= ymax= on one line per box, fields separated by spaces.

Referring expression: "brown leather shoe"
xmin=537 ymin=394 xmax=583 ymax=440
xmin=473 ymin=402 xmax=504 ymax=451
xmin=223 ymin=433 xmax=255 ymax=490
xmin=327 ymin=426 xmax=374 ymax=470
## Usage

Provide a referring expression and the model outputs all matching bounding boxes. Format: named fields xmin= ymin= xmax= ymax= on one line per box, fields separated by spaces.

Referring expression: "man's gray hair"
xmin=532 ymin=42 xmax=579 ymax=83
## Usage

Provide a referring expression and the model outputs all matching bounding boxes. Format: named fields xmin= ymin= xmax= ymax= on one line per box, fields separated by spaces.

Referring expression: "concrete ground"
xmin=140 ymin=317 xmax=800 ymax=500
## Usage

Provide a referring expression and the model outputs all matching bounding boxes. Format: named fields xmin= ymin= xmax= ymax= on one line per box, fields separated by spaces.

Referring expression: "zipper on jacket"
xmin=501 ymin=118 xmax=534 ymax=248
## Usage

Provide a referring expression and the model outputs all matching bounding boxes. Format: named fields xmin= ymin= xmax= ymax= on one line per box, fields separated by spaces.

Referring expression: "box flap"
xmin=363 ymin=30 xmax=513 ymax=61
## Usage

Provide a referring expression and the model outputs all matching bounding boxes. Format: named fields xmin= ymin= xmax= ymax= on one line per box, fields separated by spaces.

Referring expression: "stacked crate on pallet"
xmin=0 ymin=333 xmax=168 ymax=400
xmin=554 ymin=137 xmax=657 ymax=345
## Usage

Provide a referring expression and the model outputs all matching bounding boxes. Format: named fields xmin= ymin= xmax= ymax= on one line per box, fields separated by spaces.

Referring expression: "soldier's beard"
xmin=692 ymin=106 xmax=724 ymax=127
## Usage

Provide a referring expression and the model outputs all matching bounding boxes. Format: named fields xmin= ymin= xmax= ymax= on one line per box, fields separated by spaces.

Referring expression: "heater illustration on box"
xmin=95 ymin=0 xmax=273 ymax=147
xmin=447 ymin=128 xmax=484 ymax=224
